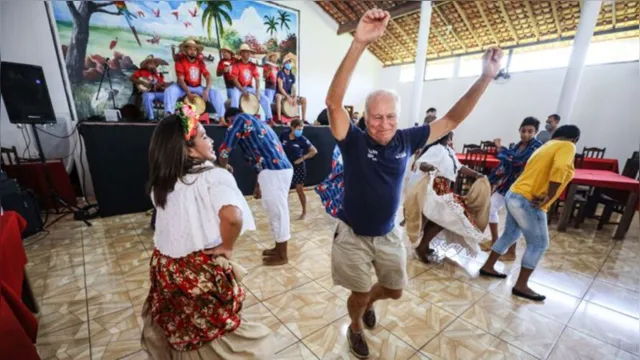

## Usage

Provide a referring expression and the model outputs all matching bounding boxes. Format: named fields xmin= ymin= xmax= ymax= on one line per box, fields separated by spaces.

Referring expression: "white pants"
xmin=258 ymin=168 xmax=293 ymax=243
xmin=489 ymin=192 xmax=506 ymax=224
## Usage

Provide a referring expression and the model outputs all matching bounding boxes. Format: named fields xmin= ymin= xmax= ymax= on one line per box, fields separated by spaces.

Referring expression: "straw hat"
xmin=139 ymin=54 xmax=167 ymax=68
xmin=237 ymin=43 xmax=255 ymax=53
xmin=179 ymin=37 xmax=204 ymax=53
xmin=220 ymin=47 xmax=235 ymax=56
xmin=282 ymin=52 xmax=296 ymax=64
xmin=266 ymin=52 xmax=280 ymax=61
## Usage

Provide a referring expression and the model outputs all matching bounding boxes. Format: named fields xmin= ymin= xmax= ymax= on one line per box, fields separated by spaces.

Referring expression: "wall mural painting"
xmin=50 ymin=1 xmax=299 ymax=120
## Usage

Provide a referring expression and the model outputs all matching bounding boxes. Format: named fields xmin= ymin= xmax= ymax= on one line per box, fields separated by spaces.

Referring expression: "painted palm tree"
xmin=277 ymin=10 xmax=291 ymax=32
xmin=264 ymin=15 xmax=278 ymax=38
xmin=197 ymin=1 xmax=232 ymax=47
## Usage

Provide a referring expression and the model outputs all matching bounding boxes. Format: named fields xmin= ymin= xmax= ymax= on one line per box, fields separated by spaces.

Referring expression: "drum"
xmin=184 ymin=94 xmax=206 ymax=115
xmin=240 ymin=93 xmax=260 ymax=115
xmin=282 ymin=97 xmax=299 ymax=118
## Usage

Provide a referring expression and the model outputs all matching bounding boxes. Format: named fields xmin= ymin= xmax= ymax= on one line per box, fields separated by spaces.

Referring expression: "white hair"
xmin=364 ymin=89 xmax=401 ymax=116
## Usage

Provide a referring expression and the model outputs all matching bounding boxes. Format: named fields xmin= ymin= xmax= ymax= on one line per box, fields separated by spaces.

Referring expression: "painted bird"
xmin=114 ymin=1 xmax=142 ymax=47
xmin=188 ymin=7 xmax=198 ymax=17
xmin=183 ymin=21 xmax=193 ymax=28
xmin=109 ymin=37 xmax=118 ymax=50
xmin=171 ymin=11 xmax=179 ymax=20
xmin=137 ymin=10 xmax=145 ymax=18
xmin=152 ymin=8 xmax=160 ymax=17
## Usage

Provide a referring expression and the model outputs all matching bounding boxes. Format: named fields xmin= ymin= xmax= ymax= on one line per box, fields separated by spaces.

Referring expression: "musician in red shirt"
xmin=263 ymin=52 xmax=279 ymax=104
xmin=216 ymin=48 xmax=236 ymax=100
xmin=130 ymin=55 xmax=167 ymax=121
xmin=229 ymin=43 xmax=273 ymax=122
xmin=163 ymin=37 xmax=225 ymax=121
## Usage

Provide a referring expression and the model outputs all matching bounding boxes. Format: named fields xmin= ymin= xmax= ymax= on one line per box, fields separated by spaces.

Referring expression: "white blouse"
xmin=413 ymin=145 xmax=462 ymax=182
xmin=152 ymin=163 xmax=255 ymax=258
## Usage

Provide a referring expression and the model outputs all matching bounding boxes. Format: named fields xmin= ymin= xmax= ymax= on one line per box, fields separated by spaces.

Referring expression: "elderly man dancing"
xmin=325 ymin=9 xmax=503 ymax=358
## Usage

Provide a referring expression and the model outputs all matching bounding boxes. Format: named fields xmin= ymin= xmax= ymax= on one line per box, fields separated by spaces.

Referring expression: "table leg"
xmin=21 ymin=273 xmax=39 ymax=314
xmin=614 ymin=191 xmax=639 ymax=240
xmin=558 ymin=184 xmax=577 ymax=232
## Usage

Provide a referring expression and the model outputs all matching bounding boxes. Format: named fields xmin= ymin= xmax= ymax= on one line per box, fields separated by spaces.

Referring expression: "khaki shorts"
xmin=331 ymin=221 xmax=408 ymax=293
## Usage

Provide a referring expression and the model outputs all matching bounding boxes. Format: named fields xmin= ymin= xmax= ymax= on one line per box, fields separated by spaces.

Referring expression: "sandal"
xmin=479 ymin=269 xmax=507 ymax=279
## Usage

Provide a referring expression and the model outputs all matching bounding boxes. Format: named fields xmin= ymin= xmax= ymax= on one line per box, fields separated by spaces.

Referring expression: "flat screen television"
xmin=1 ymin=61 xmax=56 ymax=124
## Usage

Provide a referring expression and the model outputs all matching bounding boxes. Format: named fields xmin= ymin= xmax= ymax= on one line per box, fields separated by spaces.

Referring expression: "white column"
xmin=409 ymin=1 xmax=432 ymax=127
xmin=556 ymin=0 xmax=602 ymax=124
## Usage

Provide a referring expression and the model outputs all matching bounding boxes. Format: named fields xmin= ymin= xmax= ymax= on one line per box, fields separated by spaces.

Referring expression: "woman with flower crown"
xmin=141 ymin=103 xmax=274 ymax=359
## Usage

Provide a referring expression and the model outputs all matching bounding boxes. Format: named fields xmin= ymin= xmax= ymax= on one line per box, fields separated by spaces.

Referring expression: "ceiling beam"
xmin=550 ymin=0 xmax=562 ymax=38
xmin=523 ymin=0 xmax=541 ymax=41
xmin=336 ymin=1 xmax=421 ymax=35
xmin=389 ymin=20 xmax=419 ymax=56
xmin=433 ymin=6 xmax=468 ymax=52
xmin=475 ymin=1 xmax=500 ymax=45
xmin=452 ymin=1 xmax=483 ymax=48
xmin=498 ymin=1 xmax=519 ymax=43
xmin=321 ymin=1 xmax=348 ymax=24
xmin=429 ymin=26 xmax=452 ymax=55
xmin=612 ymin=0 xmax=617 ymax=29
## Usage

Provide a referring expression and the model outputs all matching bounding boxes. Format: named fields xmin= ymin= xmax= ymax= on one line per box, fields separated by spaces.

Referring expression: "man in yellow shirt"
xmin=479 ymin=125 xmax=580 ymax=301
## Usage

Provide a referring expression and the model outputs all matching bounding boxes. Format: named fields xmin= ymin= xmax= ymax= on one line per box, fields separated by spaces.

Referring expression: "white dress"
xmin=152 ymin=163 xmax=256 ymax=258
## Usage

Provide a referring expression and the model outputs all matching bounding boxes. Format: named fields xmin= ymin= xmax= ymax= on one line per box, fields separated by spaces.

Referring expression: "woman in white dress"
xmin=141 ymin=103 xmax=274 ymax=359
xmin=405 ymin=132 xmax=490 ymax=264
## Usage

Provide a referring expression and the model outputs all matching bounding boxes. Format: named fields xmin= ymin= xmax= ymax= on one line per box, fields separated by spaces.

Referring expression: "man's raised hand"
xmin=353 ymin=8 xmax=390 ymax=46
xmin=481 ymin=47 xmax=504 ymax=79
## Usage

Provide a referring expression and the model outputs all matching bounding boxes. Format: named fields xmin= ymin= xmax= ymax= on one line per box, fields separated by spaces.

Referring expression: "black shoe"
xmin=347 ymin=326 xmax=370 ymax=359
xmin=512 ymin=287 xmax=546 ymax=301
xmin=362 ymin=308 xmax=376 ymax=330
xmin=479 ymin=268 xmax=507 ymax=279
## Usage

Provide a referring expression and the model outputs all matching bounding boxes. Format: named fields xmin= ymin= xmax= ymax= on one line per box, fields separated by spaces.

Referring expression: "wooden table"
xmin=558 ymin=169 xmax=639 ymax=239
xmin=456 ymin=153 xmax=500 ymax=169
xmin=457 ymin=153 xmax=619 ymax=173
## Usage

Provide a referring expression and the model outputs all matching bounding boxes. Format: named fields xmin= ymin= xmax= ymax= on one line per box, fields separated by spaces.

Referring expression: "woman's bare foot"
xmin=298 ymin=213 xmax=306 ymax=220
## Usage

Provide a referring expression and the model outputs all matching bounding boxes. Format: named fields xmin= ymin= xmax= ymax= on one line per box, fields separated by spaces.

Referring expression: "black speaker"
xmin=0 ymin=61 xmax=56 ymax=124
xmin=0 ymin=180 xmax=44 ymax=238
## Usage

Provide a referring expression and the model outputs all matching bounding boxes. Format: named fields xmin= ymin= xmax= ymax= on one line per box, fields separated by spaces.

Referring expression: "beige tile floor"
xmin=24 ymin=191 xmax=640 ymax=360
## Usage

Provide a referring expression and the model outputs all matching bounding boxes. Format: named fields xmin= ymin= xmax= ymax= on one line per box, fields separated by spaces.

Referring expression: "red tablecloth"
xmin=571 ymin=169 xmax=639 ymax=192
xmin=456 ymin=153 xmax=500 ymax=168
xmin=0 ymin=211 xmax=39 ymax=359
xmin=582 ymin=157 xmax=619 ymax=173
xmin=1 ymin=211 xmax=28 ymax=294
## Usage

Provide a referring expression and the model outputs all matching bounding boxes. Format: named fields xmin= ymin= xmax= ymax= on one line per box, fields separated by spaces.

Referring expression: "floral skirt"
xmin=431 ymin=177 xmax=477 ymax=228
xmin=142 ymin=249 xmax=273 ymax=358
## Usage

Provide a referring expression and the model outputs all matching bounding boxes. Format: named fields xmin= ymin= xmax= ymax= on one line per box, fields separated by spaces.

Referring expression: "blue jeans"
xmin=264 ymin=88 xmax=276 ymax=104
xmin=491 ymin=191 xmax=549 ymax=269
xmin=163 ymin=84 xmax=225 ymax=119
xmin=142 ymin=92 xmax=164 ymax=120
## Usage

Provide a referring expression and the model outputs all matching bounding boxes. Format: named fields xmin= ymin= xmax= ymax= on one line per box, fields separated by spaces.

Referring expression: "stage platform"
xmin=79 ymin=122 xmax=336 ymax=217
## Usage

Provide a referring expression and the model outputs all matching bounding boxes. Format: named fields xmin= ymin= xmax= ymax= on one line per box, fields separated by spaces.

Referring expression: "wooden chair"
xmin=480 ymin=140 xmax=497 ymax=153
xmin=548 ymin=154 xmax=589 ymax=225
xmin=457 ymin=149 xmax=488 ymax=195
xmin=582 ymin=146 xmax=606 ymax=159
xmin=595 ymin=157 xmax=640 ymax=230
xmin=1 ymin=146 xmax=20 ymax=166
xmin=462 ymin=144 xmax=481 ymax=154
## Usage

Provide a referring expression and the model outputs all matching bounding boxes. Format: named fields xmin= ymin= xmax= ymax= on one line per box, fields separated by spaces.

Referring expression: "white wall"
xmin=381 ymin=61 xmax=640 ymax=165
xmin=274 ymin=1 xmax=382 ymax=118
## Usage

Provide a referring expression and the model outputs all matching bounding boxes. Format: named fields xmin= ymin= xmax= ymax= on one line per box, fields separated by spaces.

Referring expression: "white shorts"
xmin=489 ymin=192 xmax=505 ymax=224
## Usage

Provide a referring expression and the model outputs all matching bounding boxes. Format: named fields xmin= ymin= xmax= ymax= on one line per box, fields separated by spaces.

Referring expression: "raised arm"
xmin=428 ymin=47 xmax=503 ymax=144
xmin=325 ymin=9 xmax=389 ymax=141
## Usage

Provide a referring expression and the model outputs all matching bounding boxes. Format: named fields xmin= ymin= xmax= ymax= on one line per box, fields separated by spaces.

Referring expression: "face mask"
xmin=284 ymin=63 xmax=292 ymax=70
xmin=545 ymin=123 xmax=554 ymax=132
xmin=294 ymin=129 xmax=303 ymax=137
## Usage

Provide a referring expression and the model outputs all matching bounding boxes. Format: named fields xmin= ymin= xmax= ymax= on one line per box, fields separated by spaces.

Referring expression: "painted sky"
xmin=53 ymin=1 xmax=298 ymax=43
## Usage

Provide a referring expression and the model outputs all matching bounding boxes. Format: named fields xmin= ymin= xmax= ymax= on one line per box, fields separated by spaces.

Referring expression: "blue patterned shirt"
xmin=219 ymin=113 xmax=292 ymax=171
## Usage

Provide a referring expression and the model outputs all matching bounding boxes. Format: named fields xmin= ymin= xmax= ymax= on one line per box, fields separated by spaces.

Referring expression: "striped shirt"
xmin=219 ymin=113 xmax=292 ymax=171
